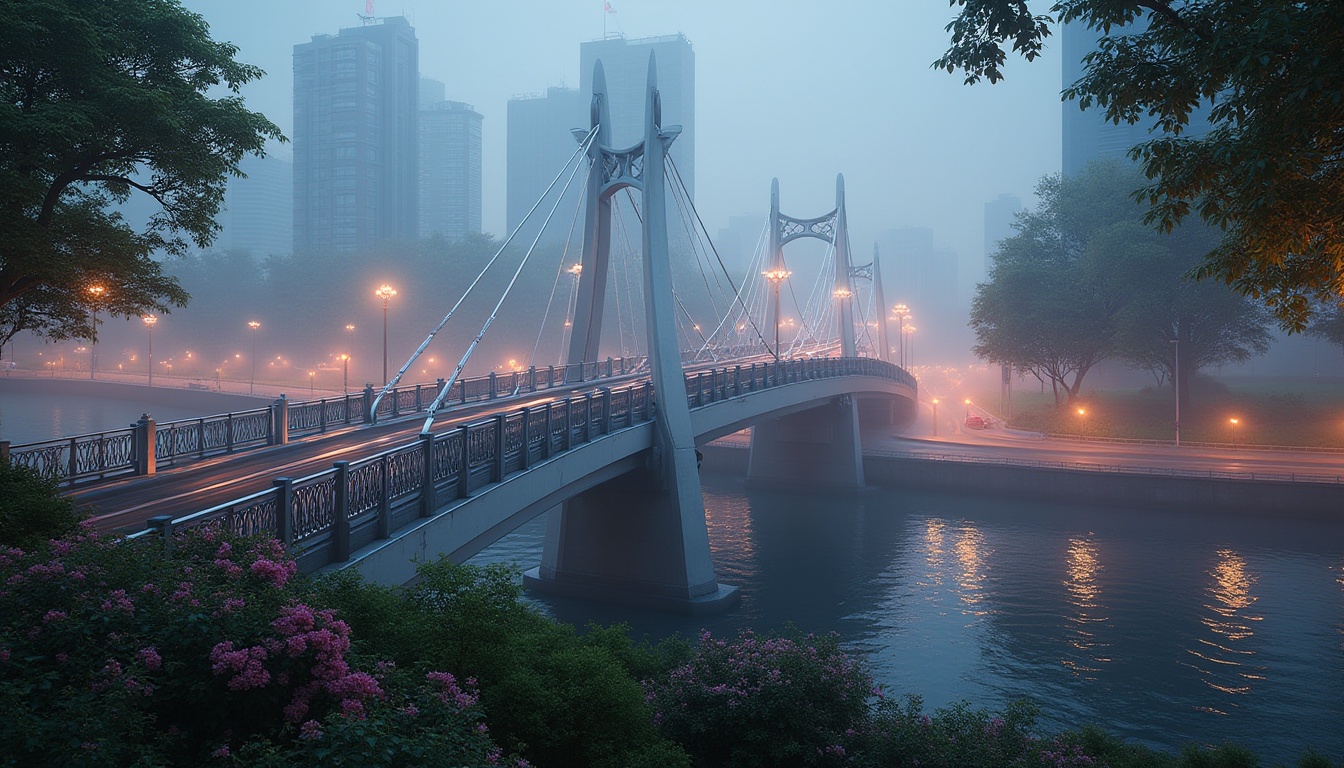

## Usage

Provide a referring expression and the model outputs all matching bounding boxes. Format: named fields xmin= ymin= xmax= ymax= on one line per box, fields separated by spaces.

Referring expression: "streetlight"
xmin=86 ymin=284 xmax=106 ymax=379
xmin=1170 ymin=335 xmax=1180 ymax=447
xmin=142 ymin=315 xmax=158 ymax=386
xmin=964 ymin=398 xmax=972 ymax=419
xmin=931 ymin=397 xmax=939 ymax=437
xmin=308 ymin=370 xmax=315 ymax=395
xmin=339 ymin=354 xmax=351 ymax=394
xmin=891 ymin=303 xmax=912 ymax=369
xmin=904 ymin=325 xmax=917 ymax=370
xmin=1229 ymin=417 xmax=1240 ymax=446
xmin=375 ymin=284 xmax=397 ymax=384
xmin=247 ymin=320 xmax=261 ymax=395
xmin=763 ymin=267 xmax=792 ymax=362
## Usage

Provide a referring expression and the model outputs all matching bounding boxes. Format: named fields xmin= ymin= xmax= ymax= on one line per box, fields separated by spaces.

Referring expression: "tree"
xmin=936 ymin=1 xmax=1344 ymax=331
xmin=0 ymin=0 xmax=284 ymax=343
xmin=1105 ymin=222 xmax=1272 ymax=410
xmin=1306 ymin=301 xmax=1344 ymax=354
xmin=971 ymin=161 xmax=1140 ymax=405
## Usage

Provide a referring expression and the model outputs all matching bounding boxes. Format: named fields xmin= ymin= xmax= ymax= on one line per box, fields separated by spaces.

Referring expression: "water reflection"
xmin=953 ymin=524 xmax=990 ymax=615
xmin=1062 ymin=535 xmax=1110 ymax=677
xmin=921 ymin=518 xmax=945 ymax=589
xmin=1185 ymin=548 xmax=1264 ymax=713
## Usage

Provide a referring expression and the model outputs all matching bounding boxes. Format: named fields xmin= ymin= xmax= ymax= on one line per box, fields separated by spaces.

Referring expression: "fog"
xmin=183 ymin=0 xmax=1062 ymax=307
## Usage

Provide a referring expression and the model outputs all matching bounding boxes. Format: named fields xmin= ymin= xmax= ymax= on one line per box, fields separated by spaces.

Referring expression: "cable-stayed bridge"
xmin=6 ymin=55 xmax=918 ymax=613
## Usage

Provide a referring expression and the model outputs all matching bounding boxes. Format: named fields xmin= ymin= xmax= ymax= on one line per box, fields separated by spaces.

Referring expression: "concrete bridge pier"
xmin=524 ymin=447 xmax=738 ymax=614
xmin=746 ymin=394 xmax=865 ymax=489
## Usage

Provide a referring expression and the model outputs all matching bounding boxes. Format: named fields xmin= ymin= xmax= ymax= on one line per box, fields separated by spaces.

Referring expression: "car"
xmin=964 ymin=415 xmax=987 ymax=429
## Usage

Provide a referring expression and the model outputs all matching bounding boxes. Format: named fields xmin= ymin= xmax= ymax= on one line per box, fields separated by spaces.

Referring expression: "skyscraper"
xmin=982 ymin=193 xmax=1022 ymax=275
xmin=505 ymin=86 xmax=587 ymax=239
xmin=579 ymin=34 xmax=695 ymax=196
xmin=293 ymin=16 xmax=419 ymax=254
xmin=1060 ymin=20 xmax=1151 ymax=177
xmin=419 ymin=78 xmax=483 ymax=240
xmin=218 ymin=154 xmax=293 ymax=259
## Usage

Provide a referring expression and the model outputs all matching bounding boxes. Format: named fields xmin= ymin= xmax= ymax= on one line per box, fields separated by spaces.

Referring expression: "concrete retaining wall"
xmin=701 ymin=443 xmax=1342 ymax=520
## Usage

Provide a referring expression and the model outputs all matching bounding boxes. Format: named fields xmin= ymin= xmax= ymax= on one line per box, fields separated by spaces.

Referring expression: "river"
xmin=471 ymin=471 xmax=1344 ymax=764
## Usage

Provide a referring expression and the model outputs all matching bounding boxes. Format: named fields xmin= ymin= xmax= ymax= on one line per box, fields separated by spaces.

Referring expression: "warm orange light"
xmin=762 ymin=268 xmax=792 ymax=283
xmin=375 ymin=284 xmax=397 ymax=302
xmin=142 ymin=315 xmax=158 ymax=328
xmin=1077 ymin=407 xmax=1086 ymax=416
xmin=247 ymin=320 xmax=261 ymax=331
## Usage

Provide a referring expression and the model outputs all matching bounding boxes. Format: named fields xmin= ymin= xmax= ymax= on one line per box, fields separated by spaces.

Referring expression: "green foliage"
xmin=0 ymin=461 xmax=85 ymax=550
xmin=0 ymin=529 xmax=497 ymax=766
xmin=936 ymin=1 xmax=1344 ymax=330
xmin=0 ymin=0 xmax=283 ymax=341
xmin=857 ymin=696 xmax=1058 ymax=768
xmin=646 ymin=628 xmax=873 ymax=768
xmin=315 ymin=559 xmax=688 ymax=768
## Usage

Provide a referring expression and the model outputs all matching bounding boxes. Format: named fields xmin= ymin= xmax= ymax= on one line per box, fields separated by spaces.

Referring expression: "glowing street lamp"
xmin=247 ymin=320 xmax=261 ymax=395
xmin=964 ymin=398 xmax=972 ymax=419
xmin=308 ymin=370 xmax=316 ymax=395
xmin=375 ymin=284 xmax=397 ymax=384
xmin=931 ymin=397 xmax=939 ymax=437
xmin=339 ymin=354 xmax=351 ymax=394
xmin=142 ymin=315 xmax=158 ymax=386
xmin=1229 ymin=417 xmax=1240 ymax=446
xmin=86 ymin=284 xmax=106 ymax=379
xmin=763 ymin=267 xmax=792 ymax=362
xmin=891 ymin=303 xmax=912 ymax=369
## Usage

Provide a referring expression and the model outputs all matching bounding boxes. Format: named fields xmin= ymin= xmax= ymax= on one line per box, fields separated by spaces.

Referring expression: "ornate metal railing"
xmin=127 ymin=356 xmax=914 ymax=573
xmin=0 ymin=356 xmax=648 ymax=485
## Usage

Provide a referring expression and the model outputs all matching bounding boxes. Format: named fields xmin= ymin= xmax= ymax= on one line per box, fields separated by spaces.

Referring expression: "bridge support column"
xmin=747 ymin=395 xmax=865 ymax=489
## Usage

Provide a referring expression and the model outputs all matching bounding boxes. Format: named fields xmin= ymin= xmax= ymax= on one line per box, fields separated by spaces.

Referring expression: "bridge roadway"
xmin=74 ymin=376 xmax=642 ymax=535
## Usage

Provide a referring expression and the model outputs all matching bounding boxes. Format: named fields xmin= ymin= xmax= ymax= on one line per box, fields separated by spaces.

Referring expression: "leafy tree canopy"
xmin=936 ymin=1 xmax=1344 ymax=330
xmin=0 ymin=0 xmax=284 ymax=343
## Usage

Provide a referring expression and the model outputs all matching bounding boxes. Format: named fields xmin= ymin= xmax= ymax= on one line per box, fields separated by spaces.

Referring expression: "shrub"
xmin=646 ymin=628 xmax=872 ymax=768
xmin=0 ymin=527 xmax=499 ymax=766
xmin=857 ymin=695 xmax=1064 ymax=768
xmin=0 ymin=460 xmax=85 ymax=550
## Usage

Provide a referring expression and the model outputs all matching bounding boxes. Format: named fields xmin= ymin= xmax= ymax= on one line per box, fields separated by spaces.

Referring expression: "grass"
xmin=990 ymin=375 xmax=1344 ymax=449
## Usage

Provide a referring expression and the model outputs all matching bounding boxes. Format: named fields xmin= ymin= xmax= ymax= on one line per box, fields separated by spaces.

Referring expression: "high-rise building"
xmin=218 ymin=154 xmax=293 ymax=259
xmin=505 ymin=87 xmax=588 ymax=240
xmin=982 ymin=193 xmax=1022 ymax=275
xmin=293 ymin=16 xmax=419 ymax=254
xmin=1061 ymin=21 xmax=1152 ymax=177
xmin=579 ymin=34 xmax=695 ymax=196
xmin=505 ymin=34 xmax=695 ymax=243
xmin=419 ymin=78 xmax=482 ymax=240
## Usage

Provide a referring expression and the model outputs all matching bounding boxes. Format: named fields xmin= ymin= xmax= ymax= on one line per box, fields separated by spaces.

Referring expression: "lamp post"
xmin=763 ymin=268 xmax=792 ymax=362
xmin=1229 ymin=417 xmax=1240 ymax=446
xmin=904 ymin=325 xmax=916 ymax=370
xmin=339 ymin=354 xmax=350 ymax=394
xmin=375 ymin=284 xmax=397 ymax=385
xmin=892 ymin=304 xmax=911 ymax=368
xmin=308 ymin=370 xmax=315 ymax=395
xmin=247 ymin=320 xmax=261 ymax=395
xmin=1170 ymin=335 xmax=1180 ymax=447
xmin=931 ymin=397 xmax=939 ymax=437
xmin=142 ymin=315 xmax=158 ymax=386
xmin=86 ymin=284 xmax=106 ymax=379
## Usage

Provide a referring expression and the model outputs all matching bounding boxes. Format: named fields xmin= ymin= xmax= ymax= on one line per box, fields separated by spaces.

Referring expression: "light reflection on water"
xmin=470 ymin=474 xmax=1344 ymax=763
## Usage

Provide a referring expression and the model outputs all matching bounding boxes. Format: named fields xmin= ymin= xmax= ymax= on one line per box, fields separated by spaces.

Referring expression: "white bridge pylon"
xmin=766 ymin=175 xmax=888 ymax=362
xmin=526 ymin=54 xmax=737 ymax=612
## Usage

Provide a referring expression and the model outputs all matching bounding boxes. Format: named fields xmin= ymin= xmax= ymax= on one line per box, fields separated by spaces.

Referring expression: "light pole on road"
xmin=142 ymin=315 xmax=157 ymax=386
xmin=375 ymin=284 xmax=397 ymax=385
xmin=248 ymin=320 xmax=261 ymax=395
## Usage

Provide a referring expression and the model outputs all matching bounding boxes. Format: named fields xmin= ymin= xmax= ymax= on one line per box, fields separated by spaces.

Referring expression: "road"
xmin=75 ymin=380 xmax=626 ymax=535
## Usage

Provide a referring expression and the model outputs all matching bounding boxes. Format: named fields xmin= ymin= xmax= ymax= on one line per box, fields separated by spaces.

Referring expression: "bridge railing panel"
xmin=502 ymin=412 xmax=526 ymax=475
xmin=524 ymin=408 xmax=548 ymax=466
xmin=465 ymin=420 xmax=497 ymax=494
xmin=160 ymin=486 xmax=281 ymax=540
xmin=291 ymin=471 xmax=338 ymax=545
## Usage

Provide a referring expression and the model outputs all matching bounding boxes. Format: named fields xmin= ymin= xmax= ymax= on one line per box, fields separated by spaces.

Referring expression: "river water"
xmin=471 ymin=473 xmax=1344 ymax=764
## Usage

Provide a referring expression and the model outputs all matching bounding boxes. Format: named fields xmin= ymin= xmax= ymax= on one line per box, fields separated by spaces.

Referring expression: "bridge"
xmin=5 ymin=55 xmax=918 ymax=613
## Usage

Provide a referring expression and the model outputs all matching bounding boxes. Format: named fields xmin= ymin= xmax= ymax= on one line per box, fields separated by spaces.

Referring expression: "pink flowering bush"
xmin=856 ymin=695 xmax=1055 ymax=768
xmin=0 ymin=525 xmax=499 ymax=766
xmin=645 ymin=628 xmax=872 ymax=768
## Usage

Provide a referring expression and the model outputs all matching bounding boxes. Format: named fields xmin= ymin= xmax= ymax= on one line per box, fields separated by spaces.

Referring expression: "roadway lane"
xmin=865 ymin=427 xmax=1344 ymax=480
xmin=75 ymin=381 xmax=631 ymax=535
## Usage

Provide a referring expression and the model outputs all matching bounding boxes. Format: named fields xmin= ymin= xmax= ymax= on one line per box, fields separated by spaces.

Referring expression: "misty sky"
xmin=183 ymin=0 xmax=1063 ymax=282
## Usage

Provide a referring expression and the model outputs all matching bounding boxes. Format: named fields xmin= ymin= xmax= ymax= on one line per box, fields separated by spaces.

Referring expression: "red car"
xmin=964 ymin=415 xmax=987 ymax=430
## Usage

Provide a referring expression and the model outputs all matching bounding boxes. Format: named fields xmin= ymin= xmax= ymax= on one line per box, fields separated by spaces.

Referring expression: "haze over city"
xmin=185 ymin=0 xmax=1062 ymax=288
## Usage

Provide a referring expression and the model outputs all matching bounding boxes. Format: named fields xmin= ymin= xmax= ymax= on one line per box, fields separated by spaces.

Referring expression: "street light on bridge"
xmin=891 ymin=303 xmax=912 ymax=369
xmin=86 ymin=284 xmax=106 ymax=380
xmin=1229 ymin=417 xmax=1240 ymax=446
xmin=339 ymin=354 xmax=351 ymax=394
xmin=142 ymin=315 xmax=158 ymax=386
xmin=375 ymin=284 xmax=397 ymax=385
xmin=247 ymin=320 xmax=261 ymax=395
xmin=763 ymin=267 xmax=792 ymax=362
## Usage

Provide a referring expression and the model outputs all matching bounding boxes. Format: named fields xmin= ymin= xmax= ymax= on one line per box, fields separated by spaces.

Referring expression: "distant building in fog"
xmin=1061 ymin=20 xmax=1152 ymax=177
xmin=715 ymin=214 xmax=766 ymax=279
xmin=982 ymin=193 xmax=1022 ymax=276
xmin=419 ymin=78 xmax=482 ymax=240
xmin=292 ymin=16 xmax=419 ymax=253
xmin=218 ymin=154 xmax=292 ymax=258
xmin=505 ymin=34 xmax=695 ymax=244
xmin=505 ymin=86 xmax=587 ymax=241
xmin=876 ymin=227 xmax=961 ymax=358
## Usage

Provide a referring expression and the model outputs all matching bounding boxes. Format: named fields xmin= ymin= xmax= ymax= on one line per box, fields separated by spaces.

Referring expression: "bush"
xmin=645 ymin=628 xmax=873 ymax=768
xmin=315 ymin=559 xmax=688 ymax=768
xmin=0 ymin=460 xmax=85 ymax=550
xmin=857 ymin=695 xmax=1065 ymax=768
xmin=0 ymin=527 xmax=499 ymax=766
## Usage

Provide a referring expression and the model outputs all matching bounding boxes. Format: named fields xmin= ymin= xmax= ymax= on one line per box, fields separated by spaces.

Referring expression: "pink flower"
xmin=299 ymin=719 xmax=323 ymax=740
xmin=137 ymin=646 xmax=162 ymax=671
xmin=211 ymin=745 xmax=230 ymax=758
xmin=41 ymin=610 xmax=67 ymax=623
xmin=250 ymin=557 xmax=296 ymax=588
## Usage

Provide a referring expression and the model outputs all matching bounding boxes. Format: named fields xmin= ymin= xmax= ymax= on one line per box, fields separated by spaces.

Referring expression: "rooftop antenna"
xmin=359 ymin=0 xmax=376 ymax=25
